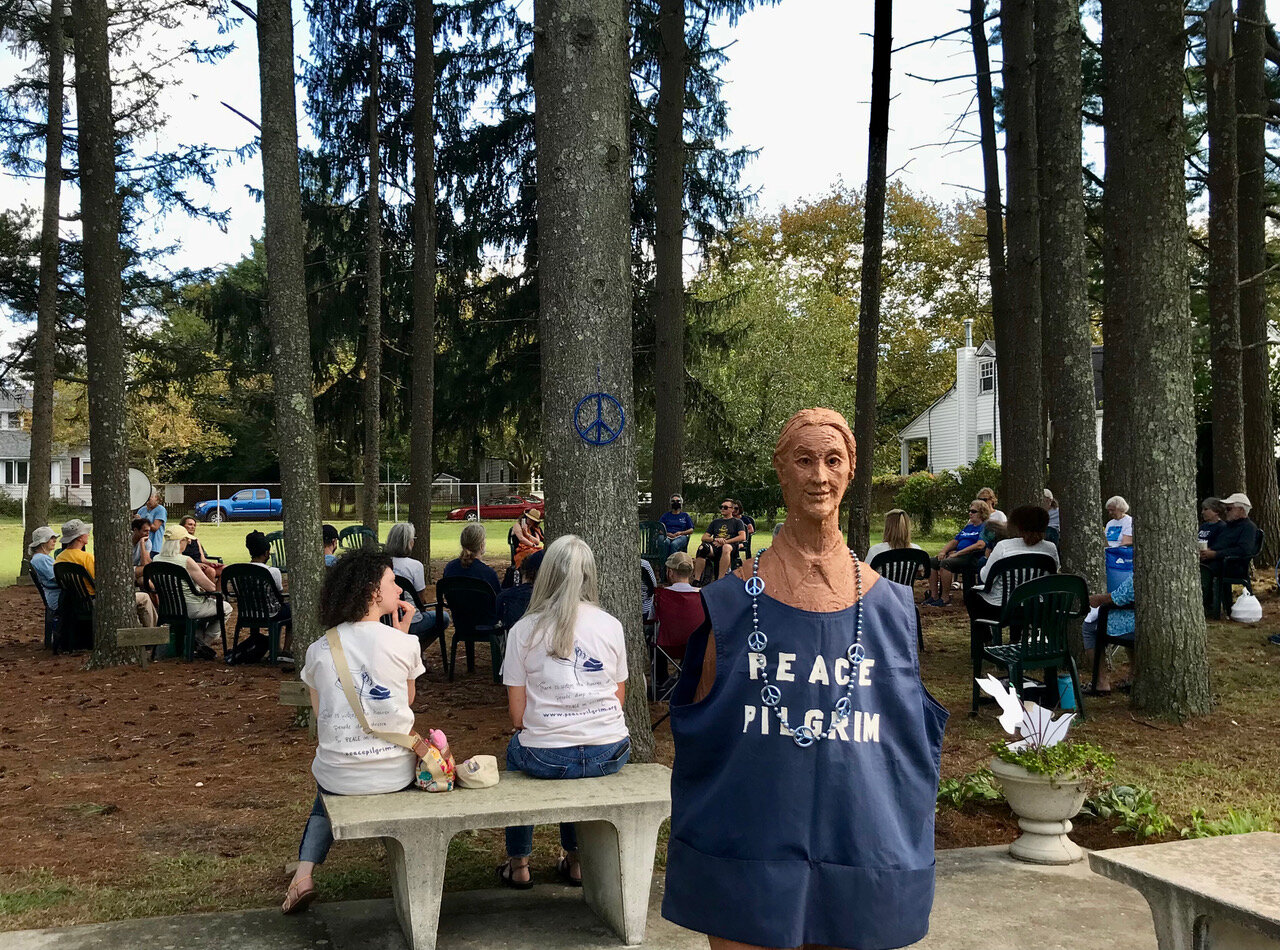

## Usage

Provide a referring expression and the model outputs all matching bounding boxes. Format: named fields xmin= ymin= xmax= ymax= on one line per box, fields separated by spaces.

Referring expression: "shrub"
xmin=1082 ymin=784 xmax=1175 ymax=841
xmin=894 ymin=472 xmax=937 ymax=534
xmin=936 ymin=769 xmax=1003 ymax=811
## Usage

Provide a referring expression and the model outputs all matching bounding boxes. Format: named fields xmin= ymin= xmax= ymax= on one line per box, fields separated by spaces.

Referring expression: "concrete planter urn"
xmin=989 ymin=756 xmax=1088 ymax=865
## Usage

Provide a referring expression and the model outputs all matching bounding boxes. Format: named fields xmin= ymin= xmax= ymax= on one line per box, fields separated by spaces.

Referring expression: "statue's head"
xmin=772 ymin=408 xmax=856 ymax=525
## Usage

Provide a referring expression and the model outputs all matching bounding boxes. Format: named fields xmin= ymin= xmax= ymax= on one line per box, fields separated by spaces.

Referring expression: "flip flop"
xmin=556 ymin=855 xmax=582 ymax=887
xmin=497 ymin=861 xmax=534 ymax=890
xmin=281 ymin=878 xmax=317 ymax=915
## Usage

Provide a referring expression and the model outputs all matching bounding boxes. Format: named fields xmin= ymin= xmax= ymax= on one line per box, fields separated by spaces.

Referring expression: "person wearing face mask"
xmin=662 ymin=408 xmax=947 ymax=950
xmin=658 ymin=494 xmax=696 ymax=557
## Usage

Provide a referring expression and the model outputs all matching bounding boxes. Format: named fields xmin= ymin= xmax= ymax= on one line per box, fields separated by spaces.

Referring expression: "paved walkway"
xmin=0 ymin=846 xmax=1157 ymax=950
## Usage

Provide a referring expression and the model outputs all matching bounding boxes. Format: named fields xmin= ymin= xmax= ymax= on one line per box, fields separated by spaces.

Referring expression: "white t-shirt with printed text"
xmin=392 ymin=556 xmax=427 ymax=623
xmin=302 ymin=621 xmax=425 ymax=794
xmin=501 ymin=603 xmax=629 ymax=749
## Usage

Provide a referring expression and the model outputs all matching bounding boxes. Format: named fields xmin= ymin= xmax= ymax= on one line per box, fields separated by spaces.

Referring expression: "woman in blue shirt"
xmin=442 ymin=523 xmax=501 ymax=594
xmin=924 ymin=499 xmax=991 ymax=607
xmin=28 ymin=526 xmax=59 ymax=613
xmin=1198 ymin=497 xmax=1226 ymax=550
xmin=658 ymin=494 xmax=695 ymax=556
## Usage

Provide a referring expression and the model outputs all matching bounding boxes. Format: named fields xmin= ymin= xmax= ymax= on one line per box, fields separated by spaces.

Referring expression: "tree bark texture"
xmin=410 ymin=0 xmax=436 ymax=570
xmin=1099 ymin=0 xmax=1132 ymax=502
xmin=847 ymin=0 xmax=892 ymax=558
xmin=73 ymin=0 xmax=134 ymax=665
xmin=1206 ymin=0 xmax=1247 ymax=496
xmin=648 ymin=0 xmax=686 ymax=523
xmin=1035 ymin=0 xmax=1102 ymax=591
xmin=1001 ymin=0 xmax=1046 ymax=508
xmin=257 ymin=0 xmax=326 ymax=655
xmin=1107 ymin=0 xmax=1209 ymax=720
xmin=362 ymin=21 xmax=384 ymax=533
xmin=973 ymin=0 xmax=1024 ymax=509
xmin=26 ymin=0 xmax=64 ymax=558
xmin=534 ymin=0 xmax=653 ymax=759
xmin=1236 ymin=0 xmax=1279 ymax=565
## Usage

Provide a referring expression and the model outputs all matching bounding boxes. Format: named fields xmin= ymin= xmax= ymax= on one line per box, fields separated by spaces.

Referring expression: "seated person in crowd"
xmin=180 ymin=516 xmax=221 ymax=583
xmin=693 ymin=499 xmax=746 ymax=584
xmin=1042 ymin=489 xmax=1061 ymax=544
xmin=246 ymin=530 xmax=287 ymax=595
xmin=657 ymin=494 xmax=695 ymax=557
xmin=497 ymin=550 xmax=542 ymax=631
xmin=155 ymin=524 xmax=224 ymax=656
xmin=136 ymin=490 xmax=167 ymax=556
xmin=1104 ymin=495 xmax=1134 ymax=549
xmin=511 ymin=509 xmax=544 ymax=570
xmin=731 ymin=500 xmax=756 ymax=558
xmin=1083 ymin=574 xmax=1135 ymax=695
xmin=28 ymin=526 xmax=59 ymax=614
xmin=384 ymin=522 xmax=449 ymax=647
xmin=1198 ymin=497 xmax=1226 ymax=551
xmin=1199 ymin=492 xmax=1260 ymax=612
xmin=663 ymin=551 xmax=697 ymax=593
xmin=443 ymin=523 xmax=502 ymax=595
xmin=977 ymin=487 xmax=1006 ymax=527
xmin=56 ymin=520 xmax=158 ymax=629
xmin=322 ymin=524 xmax=340 ymax=566
xmin=866 ymin=508 xmax=923 ymax=565
xmin=924 ymin=500 xmax=991 ymax=607
xmin=131 ymin=517 xmax=153 ymax=584
xmin=641 ymin=558 xmax=657 ymax=623
xmin=964 ymin=505 xmax=1059 ymax=625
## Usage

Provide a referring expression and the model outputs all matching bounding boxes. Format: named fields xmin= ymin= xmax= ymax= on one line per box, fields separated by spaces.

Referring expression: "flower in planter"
xmin=976 ymin=674 xmax=1075 ymax=751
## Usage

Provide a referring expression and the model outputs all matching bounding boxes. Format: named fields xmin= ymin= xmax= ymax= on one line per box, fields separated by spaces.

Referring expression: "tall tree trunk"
xmin=1207 ymin=0 xmax=1247 ymax=495
xmin=25 ymin=0 xmax=63 ymax=563
xmin=973 ymin=0 xmax=1023 ymax=508
xmin=1108 ymin=0 xmax=1209 ymax=720
xmin=1100 ymin=0 xmax=1131 ymax=502
xmin=648 ymin=0 xmax=686 ymax=523
xmin=73 ymin=0 xmax=133 ymax=665
xmin=1035 ymin=0 xmax=1102 ymax=591
xmin=257 ymin=0 xmax=325 ymax=656
xmin=534 ymin=0 xmax=652 ymax=758
xmin=847 ymin=0 xmax=892 ymax=557
xmin=1001 ymin=0 xmax=1045 ymax=508
xmin=409 ymin=0 xmax=436 ymax=571
xmin=1236 ymin=0 xmax=1279 ymax=565
xmin=362 ymin=20 xmax=383 ymax=533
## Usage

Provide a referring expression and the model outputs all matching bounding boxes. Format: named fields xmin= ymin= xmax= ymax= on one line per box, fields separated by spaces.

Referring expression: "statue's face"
xmin=778 ymin=426 xmax=853 ymax=523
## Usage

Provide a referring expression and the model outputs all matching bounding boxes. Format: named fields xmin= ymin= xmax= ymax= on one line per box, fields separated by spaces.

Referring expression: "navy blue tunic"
xmin=663 ymin=572 xmax=948 ymax=949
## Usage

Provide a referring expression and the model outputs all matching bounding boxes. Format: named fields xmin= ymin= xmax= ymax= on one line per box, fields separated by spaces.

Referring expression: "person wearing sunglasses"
xmin=658 ymin=494 xmax=696 ymax=557
xmin=924 ymin=499 xmax=991 ymax=607
xmin=693 ymin=500 xmax=747 ymax=584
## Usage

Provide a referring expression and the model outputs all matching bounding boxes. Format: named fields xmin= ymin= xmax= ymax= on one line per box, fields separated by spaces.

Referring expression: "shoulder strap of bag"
xmin=325 ymin=627 xmax=420 ymax=752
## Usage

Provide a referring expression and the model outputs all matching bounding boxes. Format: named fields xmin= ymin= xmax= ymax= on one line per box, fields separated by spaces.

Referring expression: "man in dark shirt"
xmin=1199 ymin=492 xmax=1259 ymax=613
xmin=658 ymin=494 xmax=696 ymax=556
xmin=496 ymin=550 xmax=542 ymax=631
xmin=694 ymin=500 xmax=746 ymax=584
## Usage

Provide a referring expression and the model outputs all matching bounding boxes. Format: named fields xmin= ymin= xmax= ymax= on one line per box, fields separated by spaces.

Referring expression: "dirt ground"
xmin=1 ymin=563 xmax=1277 ymax=930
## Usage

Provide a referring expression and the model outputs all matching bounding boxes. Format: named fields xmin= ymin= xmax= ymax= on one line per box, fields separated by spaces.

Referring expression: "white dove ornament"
xmin=975 ymin=675 xmax=1076 ymax=751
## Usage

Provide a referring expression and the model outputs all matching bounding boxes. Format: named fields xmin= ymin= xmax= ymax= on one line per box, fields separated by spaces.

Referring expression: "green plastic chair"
xmin=339 ymin=525 xmax=378 ymax=551
xmin=264 ymin=530 xmax=287 ymax=572
xmin=981 ymin=573 xmax=1089 ymax=718
xmin=144 ymin=561 xmax=227 ymax=661
xmin=639 ymin=521 xmax=665 ymax=582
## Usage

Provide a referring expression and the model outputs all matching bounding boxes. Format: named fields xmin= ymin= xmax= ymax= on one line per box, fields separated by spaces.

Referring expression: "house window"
xmin=977 ymin=433 xmax=994 ymax=454
xmin=978 ymin=360 xmax=995 ymax=394
xmin=81 ymin=460 xmax=91 ymax=485
xmin=3 ymin=461 xmax=28 ymax=484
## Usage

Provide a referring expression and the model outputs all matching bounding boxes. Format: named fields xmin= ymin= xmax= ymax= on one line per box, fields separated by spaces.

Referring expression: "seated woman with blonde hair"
xmin=865 ymin=509 xmax=923 ymax=564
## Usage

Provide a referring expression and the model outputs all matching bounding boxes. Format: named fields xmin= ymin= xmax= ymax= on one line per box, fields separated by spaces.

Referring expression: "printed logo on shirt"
xmin=551 ymin=644 xmax=606 ymax=683
xmin=333 ymin=669 xmax=394 ymax=713
xmin=1106 ymin=525 xmax=1123 ymax=543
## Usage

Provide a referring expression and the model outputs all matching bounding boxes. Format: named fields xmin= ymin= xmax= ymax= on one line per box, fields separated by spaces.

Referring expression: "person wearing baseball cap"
xmin=1199 ymin=492 xmax=1260 ymax=615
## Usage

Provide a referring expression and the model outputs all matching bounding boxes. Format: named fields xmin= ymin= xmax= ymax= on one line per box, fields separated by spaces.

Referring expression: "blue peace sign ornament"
xmin=573 ymin=393 xmax=625 ymax=447
xmin=761 ymin=684 xmax=781 ymax=707
xmin=847 ymin=642 xmax=866 ymax=666
xmin=835 ymin=696 xmax=852 ymax=719
xmin=747 ymin=630 xmax=768 ymax=652
xmin=791 ymin=725 xmax=816 ymax=748
xmin=744 ymin=575 xmax=765 ymax=597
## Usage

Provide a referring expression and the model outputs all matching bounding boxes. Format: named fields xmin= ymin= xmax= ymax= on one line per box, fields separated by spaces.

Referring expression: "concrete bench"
xmin=1089 ymin=831 xmax=1280 ymax=949
xmin=323 ymin=762 xmax=671 ymax=950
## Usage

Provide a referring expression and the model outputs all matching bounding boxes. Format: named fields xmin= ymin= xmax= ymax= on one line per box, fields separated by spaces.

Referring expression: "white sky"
xmin=0 ymin=0 xmax=1158 ymax=329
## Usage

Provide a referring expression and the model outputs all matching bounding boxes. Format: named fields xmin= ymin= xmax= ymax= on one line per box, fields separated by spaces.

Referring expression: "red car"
xmin=447 ymin=495 xmax=545 ymax=522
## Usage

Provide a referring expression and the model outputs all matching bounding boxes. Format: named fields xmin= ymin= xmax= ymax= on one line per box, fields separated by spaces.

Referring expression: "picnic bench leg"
xmin=576 ymin=811 xmax=664 ymax=946
xmin=1131 ymin=884 xmax=1204 ymax=950
xmin=383 ymin=831 xmax=449 ymax=950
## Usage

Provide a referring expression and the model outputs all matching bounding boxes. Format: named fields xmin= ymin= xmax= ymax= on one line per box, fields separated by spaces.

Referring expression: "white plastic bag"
xmin=1231 ymin=591 xmax=1262 ymax=624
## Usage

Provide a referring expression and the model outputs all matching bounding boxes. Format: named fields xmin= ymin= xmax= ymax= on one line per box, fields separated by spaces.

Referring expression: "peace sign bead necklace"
xmin=747 ymin=546 xmax=865 ymax=748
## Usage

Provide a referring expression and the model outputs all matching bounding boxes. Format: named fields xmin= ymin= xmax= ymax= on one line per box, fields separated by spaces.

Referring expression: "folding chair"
xmin=651 ymin=587 xmax=704 ymax=702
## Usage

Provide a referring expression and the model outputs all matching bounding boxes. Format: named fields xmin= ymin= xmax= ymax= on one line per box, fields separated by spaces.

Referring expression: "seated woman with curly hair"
xmin=281 ymin=550 xmax=434 ymax=915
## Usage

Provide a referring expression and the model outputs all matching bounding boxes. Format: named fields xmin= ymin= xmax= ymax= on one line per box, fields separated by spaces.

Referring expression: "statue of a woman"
xmin=662 ymin=408 xmax=948 ymax=950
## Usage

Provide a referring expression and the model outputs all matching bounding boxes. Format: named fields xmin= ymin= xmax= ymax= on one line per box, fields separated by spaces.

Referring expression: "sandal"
xmin=281 ymin=878 xmax=317 ymax=915
xmin=556 ymin=855 xmax=582 ymax=887
xmin=497 ymin=860 xmax=534 ymax=890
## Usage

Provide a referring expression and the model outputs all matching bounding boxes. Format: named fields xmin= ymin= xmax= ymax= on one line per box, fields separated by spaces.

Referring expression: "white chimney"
xmin=964 ymin=318 xmax=974 ymax=349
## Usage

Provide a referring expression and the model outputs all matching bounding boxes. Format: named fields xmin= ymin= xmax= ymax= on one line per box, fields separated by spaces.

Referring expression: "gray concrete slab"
xmin=0 ymin=846 xmax=1158 ymax=950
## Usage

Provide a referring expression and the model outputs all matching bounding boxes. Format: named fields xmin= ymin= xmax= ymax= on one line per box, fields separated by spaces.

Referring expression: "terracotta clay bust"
xmin=696 ymin=407 xmax=877 ymax=703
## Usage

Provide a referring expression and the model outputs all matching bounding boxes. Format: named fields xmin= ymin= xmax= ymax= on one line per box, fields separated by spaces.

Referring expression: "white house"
xmin=897 ymin=321 xmax=1103 ymax=475
xmin=0 ymin=390 xmax=92 ymax=504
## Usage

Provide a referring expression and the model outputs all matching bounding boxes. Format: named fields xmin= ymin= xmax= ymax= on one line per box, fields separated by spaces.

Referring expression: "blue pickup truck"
xmin=193 ymin=489 xmax=283 ymax=524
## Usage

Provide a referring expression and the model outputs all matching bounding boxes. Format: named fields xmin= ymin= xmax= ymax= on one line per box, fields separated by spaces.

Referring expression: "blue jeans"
xmin=410 ymin=609 xmax=450 ymax=645
xmin=298 ymin=781 xmax=414 ymax=865
xmin=658 ymin=535 xmax=690 ymax=558
xmin=503 ymin=733 xmax=631 ymax=857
